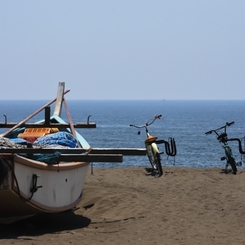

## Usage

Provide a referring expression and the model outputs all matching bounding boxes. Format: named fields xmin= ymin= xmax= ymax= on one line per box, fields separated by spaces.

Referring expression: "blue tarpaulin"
xmin=33 ymin=131 xmax=78 ymax=148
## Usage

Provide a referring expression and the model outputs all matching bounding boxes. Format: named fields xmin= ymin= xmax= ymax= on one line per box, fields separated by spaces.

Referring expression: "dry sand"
xmin=1 ymin=166 xmax=245 ymax=245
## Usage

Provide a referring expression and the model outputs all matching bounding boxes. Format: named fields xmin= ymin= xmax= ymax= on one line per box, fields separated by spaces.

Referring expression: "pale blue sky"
xmin=0 ymin=1 xmax=244 ymax=100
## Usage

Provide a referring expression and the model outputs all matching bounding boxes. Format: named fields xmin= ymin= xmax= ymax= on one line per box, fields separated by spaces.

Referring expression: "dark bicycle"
xmin=130 ymin=115 xmax=177 ymax=177
xmin=205 ymin=121 xmax=240 ymax=174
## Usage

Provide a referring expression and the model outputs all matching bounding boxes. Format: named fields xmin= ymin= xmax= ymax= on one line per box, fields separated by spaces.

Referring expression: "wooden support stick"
xmin=63 ymin=97 xmax=76 ymax=138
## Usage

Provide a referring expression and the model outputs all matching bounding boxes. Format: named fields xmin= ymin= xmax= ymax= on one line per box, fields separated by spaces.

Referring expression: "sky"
xmin=0 ymin=1 xmax=244 ymax=100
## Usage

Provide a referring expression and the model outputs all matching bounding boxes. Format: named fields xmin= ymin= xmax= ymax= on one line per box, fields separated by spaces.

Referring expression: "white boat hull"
xmin=0 ymin=154 xmax=90 ymax=222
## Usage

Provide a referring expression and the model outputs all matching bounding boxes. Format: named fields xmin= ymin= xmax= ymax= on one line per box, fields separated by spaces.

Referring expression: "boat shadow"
xmin=0 ymin=212 xmax=91 ymax=239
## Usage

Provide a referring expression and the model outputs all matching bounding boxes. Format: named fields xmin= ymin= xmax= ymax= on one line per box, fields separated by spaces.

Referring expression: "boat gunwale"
xmin=13 ymin=154 xmax=90 ymax=171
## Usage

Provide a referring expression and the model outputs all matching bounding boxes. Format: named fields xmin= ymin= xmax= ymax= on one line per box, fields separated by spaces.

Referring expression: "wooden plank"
xmin=0 ymin=148 xmax=65 ymax=154
xmin=0 ymin=122 xmax=96 ymax=128
xmin=0 ymin=150 xmax=122 ymax=163
xmin=90 ymin=148 xmax=146 ymax=156
xmin=0 ymin=148 xmax=92 ymax=154
xmin=75 ymin=123 xmax=96 ymax=128
xmin=0 ymin=147 xmax=146 ymax=155
xmin=59 ymin=154 xmax=123 ymax=162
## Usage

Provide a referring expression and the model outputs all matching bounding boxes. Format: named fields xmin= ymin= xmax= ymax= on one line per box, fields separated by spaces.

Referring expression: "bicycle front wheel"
xmin=155 ymin=152 xmax=163 ymax=177
xmin=146 ymin=143 xmax=163 ymax=177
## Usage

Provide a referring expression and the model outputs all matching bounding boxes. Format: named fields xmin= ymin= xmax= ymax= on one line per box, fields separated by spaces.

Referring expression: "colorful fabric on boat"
xmin=32 ymin=151 xmax=61 ymax=165
xmin=33 ymin=132 xmax=78 ymax=148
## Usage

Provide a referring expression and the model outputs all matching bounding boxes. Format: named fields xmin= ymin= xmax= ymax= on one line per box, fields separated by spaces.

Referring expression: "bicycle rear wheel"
xmin=228 ymin=157 xmax=237 ymax=175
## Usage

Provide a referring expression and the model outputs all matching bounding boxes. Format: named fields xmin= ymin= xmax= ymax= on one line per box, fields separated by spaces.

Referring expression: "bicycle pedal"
xmin=159 ymin=152 xmax=164 ymax=155
xmin=145 ymin=168 xmax=153 ymax=173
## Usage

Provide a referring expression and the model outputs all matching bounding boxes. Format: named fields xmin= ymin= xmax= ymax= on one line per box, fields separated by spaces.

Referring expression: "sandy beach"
xmin=1 ymin=166 xmax=245 ymax=245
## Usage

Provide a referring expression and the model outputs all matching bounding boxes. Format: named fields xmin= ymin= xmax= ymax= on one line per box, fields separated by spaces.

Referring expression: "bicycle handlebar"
xmin=226 ymin=121 xmax=234 ymax=127
xmin=155 ymin=115 xmax=162 ymax=119
xmin=205 ymin=121 xmax=234 ymax=135
xmin=130 ymin=114 xmax=162 ymax=128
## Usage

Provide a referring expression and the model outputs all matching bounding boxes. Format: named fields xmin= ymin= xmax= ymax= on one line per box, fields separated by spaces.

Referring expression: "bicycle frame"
xmin=145 ymin=132 xmax=159 ymax=160
xmin=223 ymin=142 xmax=233 ymax=157
xmin=205 ymin=122 xmax=238 ymax=174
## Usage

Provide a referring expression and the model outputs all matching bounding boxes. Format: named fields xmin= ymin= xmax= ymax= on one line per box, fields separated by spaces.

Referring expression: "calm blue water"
xmin=1 ymin=100 xmax=245 ymax=169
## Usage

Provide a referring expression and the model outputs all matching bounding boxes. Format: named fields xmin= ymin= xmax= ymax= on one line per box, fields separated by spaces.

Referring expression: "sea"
xmin=1 ymin=100 xmax=245 ymax=169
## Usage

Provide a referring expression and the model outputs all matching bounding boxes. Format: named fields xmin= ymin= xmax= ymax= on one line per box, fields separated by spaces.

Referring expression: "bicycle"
xmin=130 ymin=115 xmax=177 ymax=177
xmin=205 ymin=121 xmax=239 ymax=174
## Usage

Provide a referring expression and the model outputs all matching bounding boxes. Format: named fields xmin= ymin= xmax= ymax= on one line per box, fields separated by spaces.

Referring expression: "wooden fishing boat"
xmin=0 ymin=82 xmax=123 ymax=224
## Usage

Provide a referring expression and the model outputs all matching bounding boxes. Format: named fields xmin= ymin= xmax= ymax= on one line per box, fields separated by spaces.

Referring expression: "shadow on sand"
xmin=0 ymin=211 xmax=91 ymax=239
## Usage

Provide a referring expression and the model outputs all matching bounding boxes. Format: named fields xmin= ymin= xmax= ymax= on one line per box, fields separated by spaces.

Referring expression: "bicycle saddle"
xmin=145 ymin=135 xmax=158 ymax=143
